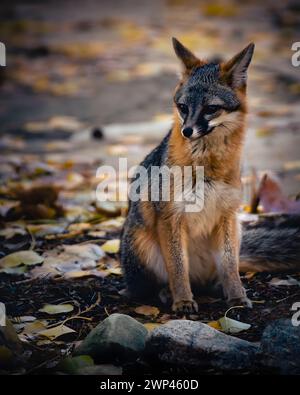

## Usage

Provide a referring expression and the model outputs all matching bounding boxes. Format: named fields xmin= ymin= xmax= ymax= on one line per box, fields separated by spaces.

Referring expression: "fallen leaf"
xmin=269 ymin=276 xmax=300 ymax=287
xmin=202 ymin=3 xmax=238 ymax=17
xmin=207 ymin=320 xmax=222 ymax=330
xmin=41 ymin=243 xmax=105 ymax=276
xmin=255 ymin=127 xmax=274 ymax=137
xmin=14 ymin=316 xmax=36 ymax=323
xmin=27 ymin=224 xmax=66 ymax=238
xmin=218 ymin=316 xmax=251 ymax=334
xmin=101 ymin=239 xmax=120 ymax=254
xmin=38 ymin=324 xmax=75 ymax=340
xmin=106 ymin=267 xmax=122 ymax=276
xmin=63 ymin=269 xmax=107 ymax=279
xmin=0 ymin=266 xmax=27 ymax=275
xmin=38 ymin=304 xmax=74 ymax=315
xmin=244 ymin=272 xmax=257 ymax=280
xmin=0 ymin=250 xmax=44 ymax=268
xmin=143 ymin=323 xmax=162 ymax=331
xmin=23 ymin=320 xmax=48 ymax=336
xmin=134 ymin=305 xmax=160 ymax=317
xmin=0 ymin=226 xmax=27 ymax=239
xmin=283 ymin=160 xmax=300 ymax=171
xmin=96 ymin=202 xmax=122 ymax=217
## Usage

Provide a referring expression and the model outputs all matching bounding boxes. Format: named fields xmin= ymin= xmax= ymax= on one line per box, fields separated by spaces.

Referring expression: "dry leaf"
xmin=0 ymin=250 xmax=44 ymax=268
xmin=38 ymin=324 xmax=75 ymax=340
xmin=0 ymin=226 xmax=27 ymax=239
xmin=39 ymin=304 xmax=74 ymax=315
xmin=23 ymin=320 xmax=48 ymax=335
xmin=106 ymin=267 xmax=122 ymax=276
xmin=244 ymin=272 xmax=257 ymax=280
xmin=269 ymin=276 xmax=300 ymax=287
xmin=134 ymin=305 xmax=160 ymax=317
xmin=218 ymin=316 xmax=251 ymax=334
xmin=101 ymin=239 xmax=120 ymax=254
xmin=27 ymin=224 xmax=66 ymax=237
xmin=144 ymin=323 xmax=162 ymax=331
xmin=64 ymin=269 xmax=107 ymax=279
xmin=207 ymin=320 xmax=222 ymax=330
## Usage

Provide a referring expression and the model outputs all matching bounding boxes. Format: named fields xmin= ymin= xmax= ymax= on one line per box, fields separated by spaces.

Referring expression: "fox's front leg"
xmin=157 ymin=219 xmax=198 ymax=313
xmin=214 ymin=215 xmax=252 ymax=308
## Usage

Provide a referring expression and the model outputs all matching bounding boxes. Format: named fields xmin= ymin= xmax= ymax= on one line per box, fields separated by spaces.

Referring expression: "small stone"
xmin=74 ymin=314 xmax=148 ymax=362
xmin=146 ymin=320 xmax=259 ymax=371
xmin=260 ymin=319 xmax=300 ymax=374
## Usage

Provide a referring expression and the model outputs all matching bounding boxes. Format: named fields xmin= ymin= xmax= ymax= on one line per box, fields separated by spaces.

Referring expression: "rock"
xmin=260 ymin=319 xmax=300 ymax=374
xmin=146 ymin=320 xmax=259 ymax=371
xmin=74 ymin=314 xmax=148 ymax=362
xmin=0 ymin=318 xmax=23 ymax=369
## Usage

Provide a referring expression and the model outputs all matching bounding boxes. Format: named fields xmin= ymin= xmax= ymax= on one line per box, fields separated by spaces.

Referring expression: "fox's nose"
xmin=181 ymin=127 xmax=193 ymax=138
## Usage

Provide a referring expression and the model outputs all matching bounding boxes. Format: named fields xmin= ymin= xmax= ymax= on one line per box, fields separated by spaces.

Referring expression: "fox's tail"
xmin=240 ymin=215 xmax=300 ymax=273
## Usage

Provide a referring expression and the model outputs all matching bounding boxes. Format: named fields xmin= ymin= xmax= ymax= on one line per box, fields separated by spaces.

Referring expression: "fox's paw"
xmin=227 ymin=296 xmax=252 ymax=309
xmin=172 ymin=299 xmax=198 ymax=314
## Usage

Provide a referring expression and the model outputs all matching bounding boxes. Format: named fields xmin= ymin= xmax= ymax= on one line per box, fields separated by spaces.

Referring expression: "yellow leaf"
xmin=244 ymin=272 xmax=257 ymax=280
xmin=207 ymin=320 xmax=222 ymax=330
xmin=64 ymin=269 xmax=107 ymax=279
xmin=39 ymin=324 xmax=75 ymax=340
xmin=106 ymin=267 xmax=122 ymax=276
xmin=144 ymin=323 xmax=162 ymax=331
xmin=202 ymin=3 xmax=238 ymax=17
xmin=0 ymin=250 xmax=44 ymax=268
xmin=256 ymin=127 xmax=274 ymax=137
xmin=134 ymin=305 xmax=160 ymax=317
xmin=101 ymin=239 xmax=120 ymax=254
xmin=23 ymin=320 xmax=47 ymax=335
xmin=39 ymin=304 xmax=74 ymax=315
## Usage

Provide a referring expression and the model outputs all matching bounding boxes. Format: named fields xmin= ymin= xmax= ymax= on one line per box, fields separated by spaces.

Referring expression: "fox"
xmin=120 ymin=38 xmax=300 ymax=313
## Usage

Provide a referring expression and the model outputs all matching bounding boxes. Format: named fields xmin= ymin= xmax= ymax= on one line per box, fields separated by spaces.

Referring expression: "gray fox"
xmin=120 ymin=38 xmax=300 ymax=313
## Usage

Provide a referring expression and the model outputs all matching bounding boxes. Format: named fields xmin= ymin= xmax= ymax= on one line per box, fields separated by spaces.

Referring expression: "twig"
xmin=25 ymin=355 xmax=59 ymax=375
xmin=46 ymin=292 xmax=101 ymax=328
xmin=276 ymin=292 xmax=300 ymax=304
xmin=25 ymin=225 xmax=36 ymax=250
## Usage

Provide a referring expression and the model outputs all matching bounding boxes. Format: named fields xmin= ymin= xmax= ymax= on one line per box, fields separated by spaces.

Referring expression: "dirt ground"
xmin=0 ymin=0 xmax=300 ymax=375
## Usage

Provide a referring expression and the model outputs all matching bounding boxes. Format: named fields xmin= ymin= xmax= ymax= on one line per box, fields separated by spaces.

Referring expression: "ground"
xmin=0 ymin=0 xmax=300 ymax=375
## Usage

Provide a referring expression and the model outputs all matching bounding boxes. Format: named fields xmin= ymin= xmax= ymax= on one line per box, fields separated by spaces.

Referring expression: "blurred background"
xmin=1 ymin=2 xmax=300 ymax=373
xmin=0 ymin=0 xmax=300 ymax=197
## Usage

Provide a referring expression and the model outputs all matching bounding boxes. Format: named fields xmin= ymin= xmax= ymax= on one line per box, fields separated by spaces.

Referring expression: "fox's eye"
xmin=177 ymin=103 xmax=188 ymax=115
xmin=205 ymin=105 xmax=221 ymax=115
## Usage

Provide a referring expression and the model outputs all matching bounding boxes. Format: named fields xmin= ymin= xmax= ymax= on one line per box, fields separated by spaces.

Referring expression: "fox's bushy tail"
xmin=240 ymin=215 xmax=300 ymax=273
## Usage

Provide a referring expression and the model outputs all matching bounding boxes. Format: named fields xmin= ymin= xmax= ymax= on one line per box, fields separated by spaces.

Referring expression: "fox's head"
xmin=172 ymin=38 xmax=254 ymax=140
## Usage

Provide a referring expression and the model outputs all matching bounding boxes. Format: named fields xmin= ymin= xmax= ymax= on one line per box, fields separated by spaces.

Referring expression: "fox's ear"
xmin=222 ymin=43 xmax=255 ymax=89
xmin=172 ymin=37 xmax=201 ymax=71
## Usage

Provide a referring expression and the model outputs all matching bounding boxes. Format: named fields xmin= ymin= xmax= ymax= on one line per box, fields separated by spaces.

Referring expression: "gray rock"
xmin=74 ymin=313 xmax=148 ymax=362
xmin=146 ymin=320 xmax=259 ymax=371
xmin=260 ymin=319 xmax=300 ymax=374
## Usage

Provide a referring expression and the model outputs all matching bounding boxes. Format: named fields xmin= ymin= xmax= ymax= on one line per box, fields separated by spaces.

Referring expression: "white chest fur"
xmin=145 ymin=180 xmax=241 ymax=285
